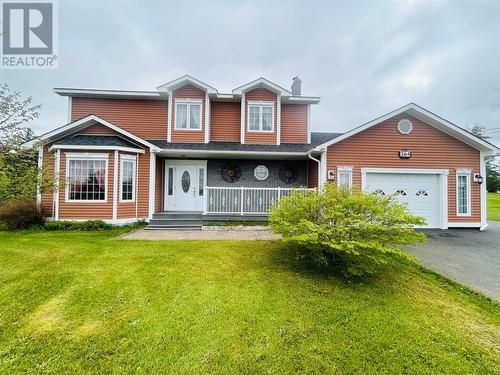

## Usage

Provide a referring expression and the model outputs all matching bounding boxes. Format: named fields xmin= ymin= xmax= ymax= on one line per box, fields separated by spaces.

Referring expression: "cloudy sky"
xmin=4 ymin=0 xmax=500 ymax=145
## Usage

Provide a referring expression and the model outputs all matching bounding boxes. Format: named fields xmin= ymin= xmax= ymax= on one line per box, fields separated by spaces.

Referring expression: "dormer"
xmin=157 ymin=75 xmax=218 ymax=143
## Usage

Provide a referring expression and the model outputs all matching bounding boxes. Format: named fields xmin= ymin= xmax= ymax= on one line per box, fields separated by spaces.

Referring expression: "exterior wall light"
xmin=474 ymin=173 xmax=484 ymax=184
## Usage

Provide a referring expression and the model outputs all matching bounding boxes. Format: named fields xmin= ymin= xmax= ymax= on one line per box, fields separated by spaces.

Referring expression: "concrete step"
xmin=149 ymin=219 xmax=203 ymax=226
xmin=145 ymin=225 xmax=202 ymax=230
xmin=152 ymin=212 xmax=203 ymax=220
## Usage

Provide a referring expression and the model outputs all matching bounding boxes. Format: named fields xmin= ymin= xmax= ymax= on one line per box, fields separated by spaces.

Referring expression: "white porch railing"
xmin=204 ymin=187 xmax=314 ymax=215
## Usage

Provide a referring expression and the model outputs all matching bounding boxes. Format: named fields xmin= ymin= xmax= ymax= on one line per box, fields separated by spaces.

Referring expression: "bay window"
xmin=66 ymin=155 xmax=108 ymax=201
xmin=120 ymin=156 xmax=136 ymax=202
xmin=175 ymin=100 xmax=202 ymax=130
xmin=248 ymin=102 xmax=274 ymax=132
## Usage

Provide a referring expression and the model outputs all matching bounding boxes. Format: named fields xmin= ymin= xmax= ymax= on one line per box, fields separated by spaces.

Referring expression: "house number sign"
xmin=399 ymin=150 xmax=411 ymax=159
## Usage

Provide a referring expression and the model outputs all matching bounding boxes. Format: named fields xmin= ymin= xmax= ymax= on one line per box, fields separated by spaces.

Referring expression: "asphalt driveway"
xmin=407 ymin=221 xmax=500 ymax=300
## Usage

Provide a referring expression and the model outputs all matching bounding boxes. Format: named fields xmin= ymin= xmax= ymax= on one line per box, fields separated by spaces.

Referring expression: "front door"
xmin=164 ymin=160 xmax=206 ymax=211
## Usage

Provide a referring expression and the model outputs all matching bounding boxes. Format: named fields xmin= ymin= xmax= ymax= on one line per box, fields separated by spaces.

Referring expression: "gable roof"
xmin=157 ymin=75 xmax=218 ymax=94
xmin=22 ymin=115 xmax=160 ymax=151
xmin=314 ymin=103 xmax=500 ymax=155
xmin=232 ymin=77 xmax=292 ymax=96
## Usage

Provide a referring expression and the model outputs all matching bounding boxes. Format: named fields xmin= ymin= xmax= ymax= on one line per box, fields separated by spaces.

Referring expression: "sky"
xmin=3 ymin=0 xmax=500 ymax=145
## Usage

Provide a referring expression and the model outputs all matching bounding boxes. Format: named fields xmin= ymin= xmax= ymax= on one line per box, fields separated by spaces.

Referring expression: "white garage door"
xmin=365 ymin=173 xmax=440 ymax=228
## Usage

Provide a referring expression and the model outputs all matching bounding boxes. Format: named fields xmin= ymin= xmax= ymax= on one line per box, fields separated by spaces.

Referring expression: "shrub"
xmin=0 ymin=198 xmax=44 ymax=230
xmin=43 ymin=220 xmax=113 ymax=231
xmin=269 ymin=184 xmax=426 ymax=277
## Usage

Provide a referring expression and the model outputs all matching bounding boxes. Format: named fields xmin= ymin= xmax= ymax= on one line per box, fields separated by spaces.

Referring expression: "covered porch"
xmin=152 ymin=152 xmax=321 ymax=218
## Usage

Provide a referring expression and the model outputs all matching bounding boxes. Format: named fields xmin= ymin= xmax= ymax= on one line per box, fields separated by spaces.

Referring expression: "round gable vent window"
xmin=397 ymin=119 xmax=413 ymax=134
xmin=254 ymin=165 xmax=269 ymax=181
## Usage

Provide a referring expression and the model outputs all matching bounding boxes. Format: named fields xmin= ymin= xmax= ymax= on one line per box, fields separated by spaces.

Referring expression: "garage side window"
xmin=337 ymin=167 xmax=352 ymax=190
xmin=456 ymin=171 xmax=471 ymax=216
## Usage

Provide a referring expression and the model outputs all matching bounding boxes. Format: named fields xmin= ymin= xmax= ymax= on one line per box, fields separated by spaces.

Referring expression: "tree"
xmin=269 ymin=184 xmax=426 ymax=277
xmin=0 ymin=84 xmax=40 ymax=149
xmin=469 ymin=125 xmax=500 ymax=192
xmin=0 ymin=84 xmax=42 ymax=202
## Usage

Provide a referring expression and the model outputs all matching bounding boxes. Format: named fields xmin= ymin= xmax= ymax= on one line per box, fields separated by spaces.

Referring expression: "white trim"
xmin=157 ymin=75 xmax=218 ymax=94
xmin=232 ymin=77 xmax=291 ymax=96
xmin=53 ymin=149 xmax=60 ymax=220
xmin=319 ymin=151 xmax=327 ymax=187
xmin=174 ymin=99 xmax=203 ymax=131
xmin=360 ymin=167 xmax=450 ymax=229
xmin=337 ymin=166 xmax=353 ymax=189
xmin=64 ymin=154 xmax=109 ymax=203
xmin=456 ymin=169 xmax=472 ymax=217
xmin=119 ymin=155 xmax=137 ymax=203
xmin=361 ymin=167 xmax=450 ymax=175
xmin=157 ymin=149 xmax=310 ymax=158
xmin=36 ymin=147 xmax=43 ymax=208
xmin=447 ymin=222 xmax=481 ymax=228
xmin=247 ymin=101 xmax=275 ymax=133
xmin=307 ymin=104 xmax=311 ymax=144
xmin=240 ymin=92 xmax=245 ymax=144
xmin=205 ymin=92 xmax=210 ymax=143
xmin=112 ymin=150 xmax=118 ymax=221
xmin=23 ymin=115 xmax=160 ymax=151
xmin=167 ymin=93 xmax=172 ymax=143
xmin=67 ymin=97 xmax=72 ymax=123
xmin=314 ymin=103 xmax=499 ymax=153
xmin=277 ymin=94 xmax=281 ymax=145
xmin=148 ymin=152 xmax=156 ymax=219
xmin=64 ymin=152 xmax=110 ymax=158
xmin=54 ymin=88 xmax=162 ymax=99
xmin=50 ymin=145 xmax=145 ymax=154
xmin=284 ymin=96 xmax=321 ymax=104
xmin=48 ymin=217 xmax=146 ymax=225
xmin=480 ymin=151 xmax=487 ymax=227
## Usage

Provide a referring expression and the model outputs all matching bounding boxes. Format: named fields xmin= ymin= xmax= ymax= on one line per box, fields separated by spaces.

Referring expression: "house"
xmin=26 ymin=75 xmax=499 ymax=229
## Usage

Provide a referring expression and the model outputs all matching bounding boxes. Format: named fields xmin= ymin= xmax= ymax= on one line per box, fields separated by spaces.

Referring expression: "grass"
xmin=0 ymin=230 xmax=499 ymax=373
xmin=488 ymin=192 xmax=500 ymax=221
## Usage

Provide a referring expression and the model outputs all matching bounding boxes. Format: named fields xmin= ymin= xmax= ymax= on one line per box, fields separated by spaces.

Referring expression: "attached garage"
xmin=362 ymin=168 xmax=448 ymax=228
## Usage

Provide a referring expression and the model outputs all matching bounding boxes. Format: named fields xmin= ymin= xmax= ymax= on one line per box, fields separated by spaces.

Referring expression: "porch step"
xmin=146 ymin=211 xmax=203 ymax=230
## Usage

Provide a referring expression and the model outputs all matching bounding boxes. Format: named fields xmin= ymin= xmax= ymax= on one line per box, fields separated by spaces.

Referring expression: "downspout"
xmin=308 ymin=153 xmax=321 ymax=188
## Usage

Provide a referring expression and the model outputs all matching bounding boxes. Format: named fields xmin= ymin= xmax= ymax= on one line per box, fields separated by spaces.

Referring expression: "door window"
xmin=181 ymin=170 xmax=191 ymax=193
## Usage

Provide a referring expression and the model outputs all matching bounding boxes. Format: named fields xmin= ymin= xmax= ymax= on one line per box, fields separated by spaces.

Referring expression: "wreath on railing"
xmin=279 ymin=164 xmax=298 ymax=184
xmin=221 ymin=163 xmax=241 ymax=183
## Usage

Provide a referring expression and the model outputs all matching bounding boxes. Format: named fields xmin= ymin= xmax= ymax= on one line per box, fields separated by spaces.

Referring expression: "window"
xmin=254 ymin=165 xmax=269 ymax=180
xmin=66 ymin=156 xmax=107 ymax=201
xmin=397 ymin=119 xmax=413 ymax=134
xmin=175 ymin=100 xmax=202 ymax=130
xmin=337 ymin=167 xmax=352 ymax=189
xmin=373 ymin=189 xmax=386 ymax=196
xmin=199 ymin=168 xmax=204 ymax=196
xmin=120 ymin=157 xmax=136 ymax=202
xmin=395 ymin=189 xmax=407 ymax=196
xmin=167 ymin=167 xmax=173 ymax=196
xmin=457 ymin=171 xmax=471 ymax=216
xmin=248 ymin=103 xmax=274 ymax=132
xmin=416 ymin=189 xmax=428 ymax=197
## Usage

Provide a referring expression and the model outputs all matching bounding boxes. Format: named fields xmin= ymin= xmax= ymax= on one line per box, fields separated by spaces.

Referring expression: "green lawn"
xmin=488 ymin=192 xmax=500 ymax=221
xmin=0 ymin=230 xmax=498 ymax=373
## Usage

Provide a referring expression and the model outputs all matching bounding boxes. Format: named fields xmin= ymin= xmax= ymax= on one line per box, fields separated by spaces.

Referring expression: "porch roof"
xmin=49 ymin=135 xmax=146 ymax=153
xmin=148 ymin=132 xmax=342 ymax=157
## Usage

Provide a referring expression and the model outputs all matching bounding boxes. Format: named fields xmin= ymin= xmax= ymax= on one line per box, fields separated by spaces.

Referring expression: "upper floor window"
xmin=175 ymin=100 xmax=202 ymax=130
xmin=120 ymin=156 xmax=136 ymax=202
xmin=66 ymin=155 xmax=108 ymax=202
xmin=248 ymin=102 xmax=274 ymax=132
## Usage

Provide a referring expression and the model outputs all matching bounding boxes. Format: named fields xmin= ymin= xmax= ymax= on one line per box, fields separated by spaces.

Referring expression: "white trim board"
xmin=157 ymin=75 xmax=218 ymax=94
xmin=233 ymin=77 xmax=291 ymax=96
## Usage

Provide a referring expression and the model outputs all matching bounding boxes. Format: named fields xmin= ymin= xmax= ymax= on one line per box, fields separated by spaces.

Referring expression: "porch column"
xmin=319 ymin=151 xmax=327 ymax=187
xmin=148 ymin=151 xmax=156 ymax=220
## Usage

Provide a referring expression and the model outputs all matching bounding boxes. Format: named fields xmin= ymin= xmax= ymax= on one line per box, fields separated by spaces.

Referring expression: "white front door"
xmin=365 ymin=173 xmax=440 ymax=228
xmin=164 ymin=160 xmax=206 ymax=211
